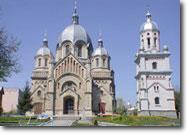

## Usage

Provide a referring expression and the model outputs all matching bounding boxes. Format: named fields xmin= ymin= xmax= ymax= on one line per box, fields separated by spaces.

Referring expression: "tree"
xmin=116 ymin=97 xmax=126 ymax=115
xmin=174 ymin=90 xmax=181 ymax=118
xmin=17 ymin=82 xmax=33 ymax=115
xmin=0 ymin=27 xmax=20 ymax=82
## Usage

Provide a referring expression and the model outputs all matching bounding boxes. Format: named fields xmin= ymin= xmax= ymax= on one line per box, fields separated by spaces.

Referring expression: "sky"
xmin=0 ymin=0 xmax=180 ymax=105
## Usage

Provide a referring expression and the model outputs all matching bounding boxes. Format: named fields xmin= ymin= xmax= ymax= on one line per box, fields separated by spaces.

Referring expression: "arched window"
xmin=154 ymin=37 xmax=157 ymax=47
xmin=66 ymin=45 xmax=71 ymax=55
xmin=37 ymin=90 xmax=41 ymax=96
xmin=78 ymin=45 xmax=82 ymax=57
xmin=154 ymin=86 xmax=156 ymax=91
xmin=152 ymin=62 xmax=157 ymax=69
xmin=155 ymin=97 xmax=160 ymax=104
xmin=103 ymin=58 xmax=106 ymax=67
xmin=45 ymin=58 xmax=48 ymax=66
xmin=96 ymin=58 xmax=99 ymax=67
xmin=38 ymin=58 xmax=41 ymax=67
xmin=147 ymin=38 xmax=150 ymax=48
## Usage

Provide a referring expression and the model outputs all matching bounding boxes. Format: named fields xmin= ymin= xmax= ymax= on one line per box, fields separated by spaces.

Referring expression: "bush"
xmin=93 ymin=119 xmax=98 ymax=126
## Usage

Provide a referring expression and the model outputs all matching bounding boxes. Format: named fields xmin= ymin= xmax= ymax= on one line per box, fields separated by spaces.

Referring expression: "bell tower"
xmin=135 ymin=11 xmax=176 ymax=118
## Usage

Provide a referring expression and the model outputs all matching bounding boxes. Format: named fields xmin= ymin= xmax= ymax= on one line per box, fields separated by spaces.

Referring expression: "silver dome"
xmin=93 ymin=37 xmax=108 ymax=56
xmin=36 ymin=45 xmax=51 ymax=56
xmin=140 ymin=11 xmax=159 ymax=32
xmin=58 ymin=24 xmax=92 ymax=45
xmin=93 ymin=47 xmax=108 ymax=56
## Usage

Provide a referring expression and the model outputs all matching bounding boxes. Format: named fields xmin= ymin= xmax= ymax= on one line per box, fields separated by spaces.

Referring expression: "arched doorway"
xmin=63 ymin=96 xmax=74 ymax=114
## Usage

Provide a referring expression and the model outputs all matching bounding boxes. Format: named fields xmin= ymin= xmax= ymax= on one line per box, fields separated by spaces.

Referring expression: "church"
xmin=135 ymin=11 xmax=176 ymax=118
xmin=30 ymin=4 xmax=116 ymax=116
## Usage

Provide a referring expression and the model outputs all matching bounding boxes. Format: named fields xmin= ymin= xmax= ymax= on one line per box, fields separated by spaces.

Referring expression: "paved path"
xmin=42 ymin=119 xmax=76 ymax=126
xmin=98 ymin=121 xmax=128 ymax=126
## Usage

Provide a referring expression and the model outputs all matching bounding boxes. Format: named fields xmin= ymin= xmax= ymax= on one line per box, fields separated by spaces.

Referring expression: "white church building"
xmin=135 ymin=11 xmax=176 ymax=118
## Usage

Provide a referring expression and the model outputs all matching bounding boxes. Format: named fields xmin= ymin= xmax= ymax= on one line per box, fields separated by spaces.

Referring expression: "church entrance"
xmin=63 ymin=96 xmax=74 ymax=114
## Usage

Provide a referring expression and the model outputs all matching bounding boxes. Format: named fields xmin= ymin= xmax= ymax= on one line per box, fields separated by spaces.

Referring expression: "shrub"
xmin=93 ymin=119 xmax=98 ymax=126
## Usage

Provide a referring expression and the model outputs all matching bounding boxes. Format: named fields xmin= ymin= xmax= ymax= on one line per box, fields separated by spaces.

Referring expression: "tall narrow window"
xmin=78 ymin=45 xmax=82 ymax=57
xmin=152 ymin=62 xmax=157 ymax=69
xmin=45 ymin=58 xmax=48 ymax=66
xmin=96 ymin=58 xmax=99 ymax=67
xmin=154 ymin=37 xmax=157 ymax=47
xmin=147 ymin=38 xmax=150 ymax=48
xmin=66 ymin=45 xmax=71 ymax=55
xmin=155 ymin=97 xmax=160 ymax=104
xmin=103 ymin=58 xmax=106 ymax=67
xmin=38 ymin=58 xmax=41 ymax=67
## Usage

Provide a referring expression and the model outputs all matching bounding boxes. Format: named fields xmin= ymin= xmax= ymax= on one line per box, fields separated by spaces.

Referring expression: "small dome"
xmin=58 ymin=24 xmax=92 ymax=46
xmin=36 ymin=45 xmax=53 ymax=57
xmin=140 ymin=11 xmax=159 ymax=32
xmin=140 ymin=21 xmax=158 ymax=32
xmin=93 ymin=47 xmax=108 ymax=56
xmin=93 ymin=37 xmax=108 ymax=56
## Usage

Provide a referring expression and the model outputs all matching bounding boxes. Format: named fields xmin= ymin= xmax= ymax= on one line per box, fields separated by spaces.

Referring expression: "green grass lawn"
xmin=0 ymin=116 xmax=50 ymax=126
xmin=95 ymin=115 xmax=180 ymax=126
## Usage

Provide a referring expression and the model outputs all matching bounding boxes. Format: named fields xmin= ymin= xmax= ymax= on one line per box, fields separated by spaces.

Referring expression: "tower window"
xmin=155 ymin=97 xmax=160 ymax=104
xmin=147 ymin=33 xmax=150 ymax=35
xmin=96 ymin=58 xmax=99 ymax=67
xmin=77 ymin=45 xmax=82 ymax=57
xmin=147 ymin=38 xmax=150 ymax=48
xmin=103 ymin=58 xmax=105 ymax=67
xmin=154 ymin=86 xmax=159 ymax=92
xmin=66 ymin=45 xmax=71 ymax=55
xmin=38 ymin=58 xmax=41 ymax=66
xmin=152 ymin=62 xmax=157 ymax=69
xmin=154 ymin=37 xmax=157 ymax=47
xmin=45 ymin=58 xmax=48 ymax=66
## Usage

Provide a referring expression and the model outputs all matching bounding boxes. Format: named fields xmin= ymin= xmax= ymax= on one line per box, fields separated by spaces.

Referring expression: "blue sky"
xmin=0 ymin=0 xmax=180 ymax=105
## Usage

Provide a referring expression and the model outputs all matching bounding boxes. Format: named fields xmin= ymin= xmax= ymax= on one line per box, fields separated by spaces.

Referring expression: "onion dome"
xmin=93 ymin=34 xmax=108 ymax=56
xmin=58 ymin=1 xmax=92 ymax=48
xmin=36 ymin=33 xmax=54 ymax=57
xmin=140 ymin=11 xmax=159 ymax=32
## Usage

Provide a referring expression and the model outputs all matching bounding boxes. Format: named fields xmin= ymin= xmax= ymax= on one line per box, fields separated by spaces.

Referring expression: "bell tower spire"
xmin=72 ymin=0 xmax=79 ymax=24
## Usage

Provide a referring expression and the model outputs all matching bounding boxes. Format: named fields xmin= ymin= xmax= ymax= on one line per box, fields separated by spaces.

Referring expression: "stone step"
xmin=53 ymin=115 xmax=81 ymax=120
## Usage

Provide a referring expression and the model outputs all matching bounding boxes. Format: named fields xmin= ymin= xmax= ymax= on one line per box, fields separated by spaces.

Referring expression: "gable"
xmin=54 ymin=53 xmax=86 ymax=80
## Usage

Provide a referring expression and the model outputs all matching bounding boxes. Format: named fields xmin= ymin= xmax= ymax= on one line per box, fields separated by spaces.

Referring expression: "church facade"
xmin=30 ymin=5 xmax=116 ymax=116
xmin=135 ymin=11 xmax=176 ymax=118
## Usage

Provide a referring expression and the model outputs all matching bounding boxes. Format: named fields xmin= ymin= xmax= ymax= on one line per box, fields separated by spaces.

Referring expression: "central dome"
xmin=58 ymin=24 xmax=92 ymax=45
xmin=58 ymin=4 xmax=92 ymax=48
